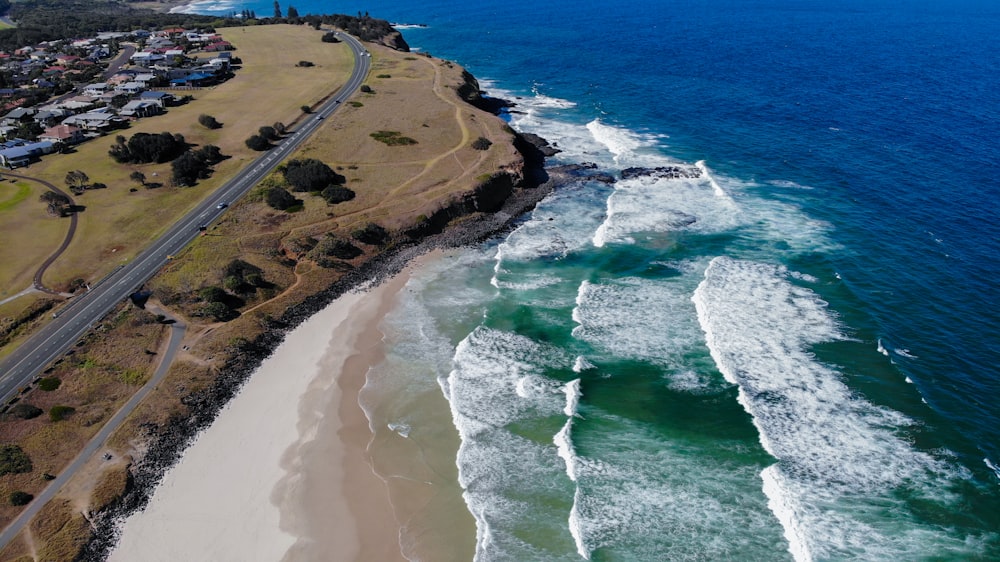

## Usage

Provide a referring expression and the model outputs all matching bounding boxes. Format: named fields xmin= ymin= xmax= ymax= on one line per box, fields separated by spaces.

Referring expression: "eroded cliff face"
xmin=376 ymin=30 xmax=410 ymax=51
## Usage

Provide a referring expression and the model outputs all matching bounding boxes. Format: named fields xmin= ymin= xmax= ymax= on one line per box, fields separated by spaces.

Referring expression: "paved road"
xmin=0 ymin=312 xmax=186 ymax=549
xmin=0 ymin=32 xmax=370 ymax=403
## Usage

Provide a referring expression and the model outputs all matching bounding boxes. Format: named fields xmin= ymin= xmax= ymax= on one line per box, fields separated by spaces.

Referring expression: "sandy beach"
xmin=109 ymin=263 xmax=419 ymax=561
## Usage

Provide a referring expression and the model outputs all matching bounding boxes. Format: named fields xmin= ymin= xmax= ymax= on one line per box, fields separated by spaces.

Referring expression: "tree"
xmin=472 ymin=136 xmax=492 ymax=150
xmin=301 ymin=105 xmax=312 ymax=113
xmin=265 ymin=187 xmax=298 ymax=210
xmin=129 ymin=170 xmax=146 ymax=187
xmin=287 ymin=5 xmax=299 ymax=18
xmin=65 ymin=170 xmax=89 ymax=190
xmin=245 ymin=134 xmax=270 ymax=151
xmin=273 ymin=0 xmax=281 ymax=18
xmin=198 ymin=114 xmax=222 ymax=129
xmin=273 ymin=122 xmax=286 ymax=135
xmin=258 ymin=125 xmax=279 ymax=140
xmin=198 ymin=286 xmax=228 ymax=303
xmin=40 ymin=191 xmax=70 ymax=206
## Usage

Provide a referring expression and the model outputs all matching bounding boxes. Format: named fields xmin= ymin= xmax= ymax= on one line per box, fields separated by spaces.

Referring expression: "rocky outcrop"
xmin=620 ymin=165 xmax=702 ymax=180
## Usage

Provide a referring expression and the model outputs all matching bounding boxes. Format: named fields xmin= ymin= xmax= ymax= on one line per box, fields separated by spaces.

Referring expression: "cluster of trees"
xmin=171 ymin=144 xmax=226 ymax=186
xmin=109 ymin=132 xmax=188 ymax=164
xmin=352 ymin=222 xmax=389 ymax=245
xmin=472 ymin=136 xmax=493 ymax=150
xmin=0 ymin=0 xmax=239 ymax=52
xmin=196 ymin=259 xmax=269 ymax=321
xmin=109 ymin=132 xmax=225 ymax=186
xmin=263 ymin=158 xmax=356 ymax=211
xmin=0 ymin=2 xmax=405 ymax=53
xmin=282 ymin=158 xmax=344 ymax=192
xmin=245 ymin=124 xmax=284 ymax=151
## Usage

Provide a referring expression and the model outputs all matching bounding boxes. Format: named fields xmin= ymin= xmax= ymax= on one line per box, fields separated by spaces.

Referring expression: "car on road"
xmin=217 ymin=202 xmax=228 ymax=209
xmin=317 ymin=115 xmax=324 ymax=120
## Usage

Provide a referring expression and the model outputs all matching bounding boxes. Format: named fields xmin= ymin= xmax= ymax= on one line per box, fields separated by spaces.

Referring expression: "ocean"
xmin=186 ymin=0 xmax=1000 ymax=559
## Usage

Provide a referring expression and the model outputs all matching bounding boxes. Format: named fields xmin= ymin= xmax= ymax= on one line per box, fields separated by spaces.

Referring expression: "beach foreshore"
xmin=107 ymin=259 xmax=421 ymax=561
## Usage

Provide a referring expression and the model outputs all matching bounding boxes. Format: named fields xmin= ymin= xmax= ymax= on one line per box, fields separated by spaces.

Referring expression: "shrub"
xmin=0 ymin=445 xmax=32 ymax=476
xmin=348 ymin=101 xmax=363 ymax=107
xmin=6 ymin=404 xmax=42 ymax=420
xmin=376 ymin=74 xmax=391 ymax=78
xmin=198 ymin=114 xmax=222 ymax=129
xmin=198 ymin=286 xmax=228 ymax=303
xmin=300 ymin=105 xmax=312 ymax=113
xmin=258 ymin=126 xmax=279 ymax=140
xmin=265 ymin=187 xmax=298 ymax=210
xmin=321 ymin=32 xmax=340 ymax=43
xmin=352 ymin=223 xmax=388 ymax=245
xmin=297 ymin=60 xmax=314 ymax=67
xmin=9 ymin=491 xmax=32 ymax=506
xmin=472 ymin=136 xmax=492 ymax=150
xmin=370 ymin=131 xmax=417 ymax=146
xmin=245 ymin=135 xmax=271 ymax=151
xmin=312 ymin=236 xmax=362 ymax=259
xmin=49 ymin=405 xmax=75 ymax=422
xmin=37 ymin=377 xmax=61 ymax=391
xmin=360 ymin=84 xmax=373 ymax=93
xmin=321 ymin=185 xmax=355 ymax=204
xmin=199 ymin=301 xmax=235 ymax=321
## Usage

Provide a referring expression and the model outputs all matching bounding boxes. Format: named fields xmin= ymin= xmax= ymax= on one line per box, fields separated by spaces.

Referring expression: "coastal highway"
xmin=0 ymin=32 xmax=371 ymax=403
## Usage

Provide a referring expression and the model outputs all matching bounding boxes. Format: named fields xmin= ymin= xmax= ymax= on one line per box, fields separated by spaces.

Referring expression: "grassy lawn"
xmin=0 ymin=179 xmax=69 ymax=299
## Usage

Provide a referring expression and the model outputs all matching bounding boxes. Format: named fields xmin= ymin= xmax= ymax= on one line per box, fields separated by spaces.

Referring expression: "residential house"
xmin=33 ymin=108 xmax=70 ymax=127
xmin=119 ymin=100 xmax=161 ymax=118
xmin=40 ymin=124 xmax=85 ymax=146
xmin=204 ymin=41 xmax=233 ymax=52
xmin=83 ymin=82 xmax=110 ymax=95
xmin=61 ymin=110 xmax=124 ymax=132
xmin=138 ymin=90 xmax=174 ymax=107
xmin=0 ymin=107 xmax=37 ymax=127
xmin=116 ymin=82 xmax=146 ymax=96
xmin=0 ymin=140 xmax=55 ymax=168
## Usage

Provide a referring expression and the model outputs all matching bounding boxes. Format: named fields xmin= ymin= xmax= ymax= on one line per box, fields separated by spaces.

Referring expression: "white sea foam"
xmin=568 ymin=490 xmax=590 ymax=560
xmin=554 ymin=420 xmax=578 ymax=482
xmin=895 ymin=348 xmax=918 ymax=359
xmin=571 ymin=273 xmax=719 ymax=392
xmin=877 ymin=338 xmax=889 ymax=356
xmin=563 ymin=379 xmax=582 ymax=418
xmin=169 ymin=0 xmax=237 ymax=14
xmin=696 ymin=160 xmax=727 ymax=197
xmin=572 ymin=356 xmax=595 ymax=373
xmin=693 ymin=256 xmax=978 ymax=560
xmin=985 ymin=458 xmax=1000 ymax=483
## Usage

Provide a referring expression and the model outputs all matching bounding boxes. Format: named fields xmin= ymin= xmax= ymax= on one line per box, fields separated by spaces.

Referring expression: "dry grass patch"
xmin=29 ymin=499 xmax=90 ymax=562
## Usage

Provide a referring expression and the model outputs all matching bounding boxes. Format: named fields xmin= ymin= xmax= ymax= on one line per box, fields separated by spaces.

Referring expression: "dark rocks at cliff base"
xmin=620 ymin=165 xmax=702 ymax=180
xmin=518 ymin=132 xmax=561 ymax=157
xmin=547 ymin=162 xmax=615 ymax=184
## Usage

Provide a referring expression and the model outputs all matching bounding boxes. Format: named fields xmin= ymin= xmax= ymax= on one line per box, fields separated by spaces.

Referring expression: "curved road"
xmin=0 ymin=31 xmax=370 ymax=403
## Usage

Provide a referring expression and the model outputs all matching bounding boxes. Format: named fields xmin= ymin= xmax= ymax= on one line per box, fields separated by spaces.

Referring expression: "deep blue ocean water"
xmin=189 ymin=1 xmax=1000 ymax=559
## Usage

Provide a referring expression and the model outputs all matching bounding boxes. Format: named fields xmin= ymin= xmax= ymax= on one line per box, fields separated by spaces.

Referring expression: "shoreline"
xmin=79 ymin=141 xmax=572 ymax=561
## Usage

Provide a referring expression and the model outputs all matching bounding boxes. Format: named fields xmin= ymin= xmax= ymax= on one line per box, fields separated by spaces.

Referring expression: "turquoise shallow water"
xmin=186 ymin=0 xmax=1000 ymax=558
